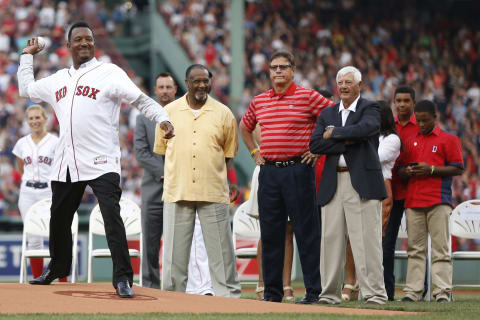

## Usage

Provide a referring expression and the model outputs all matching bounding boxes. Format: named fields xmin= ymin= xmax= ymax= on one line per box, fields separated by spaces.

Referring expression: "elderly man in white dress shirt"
xmin=17 ymin=21 xmax=174 ymax=298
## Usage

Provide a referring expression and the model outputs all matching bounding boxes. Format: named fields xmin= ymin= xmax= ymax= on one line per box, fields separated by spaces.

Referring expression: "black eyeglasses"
xmin=269 ymin=64 xmax=291 ymax=71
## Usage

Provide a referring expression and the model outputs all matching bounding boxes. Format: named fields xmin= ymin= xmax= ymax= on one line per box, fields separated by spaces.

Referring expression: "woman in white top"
xmin=377 ymin=101 xmax=401 ymax=234
xmin=12 ymin=105 xmax=60 ymax=280
xmin=341 ymin=101 xmax=401 ymax=301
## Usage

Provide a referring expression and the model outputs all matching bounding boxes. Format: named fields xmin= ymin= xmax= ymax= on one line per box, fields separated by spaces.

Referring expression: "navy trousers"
xmin=258 ymin=162 xmax=321 ymax=301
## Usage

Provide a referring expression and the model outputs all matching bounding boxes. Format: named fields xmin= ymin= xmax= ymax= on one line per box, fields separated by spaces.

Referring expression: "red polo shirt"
xmin=392 ymin=113 xmax=418 ymax=200
xmin=241 ymin=82 xmax=333 ymax=161
xmin=402 ymin=125 xmax=464 ymax=208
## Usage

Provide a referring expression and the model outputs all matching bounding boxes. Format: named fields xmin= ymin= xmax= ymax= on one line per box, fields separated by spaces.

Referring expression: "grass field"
xmin=2 ymin=285 xmax=479 ymax=319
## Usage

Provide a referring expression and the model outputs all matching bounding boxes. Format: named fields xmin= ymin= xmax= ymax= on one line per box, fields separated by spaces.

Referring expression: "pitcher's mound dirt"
xmin=0 ymin=283 xmax=415 ymax=316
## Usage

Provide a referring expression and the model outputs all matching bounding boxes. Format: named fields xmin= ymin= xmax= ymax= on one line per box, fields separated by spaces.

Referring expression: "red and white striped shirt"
xmin=242 ymin=82 xmax=333 ymax=161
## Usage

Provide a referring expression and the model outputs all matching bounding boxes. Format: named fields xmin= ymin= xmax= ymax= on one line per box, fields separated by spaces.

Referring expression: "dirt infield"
xmin=0 ymin=283 xmax=417 ymax=316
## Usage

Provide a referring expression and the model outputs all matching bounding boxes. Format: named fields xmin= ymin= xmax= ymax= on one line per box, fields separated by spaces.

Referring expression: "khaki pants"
xmin=319 ymin=172 xmax=387 ymax=304
xmin=161 ymin=201 xmax=241 ymax=298
xmin=404 ymin=204 xmax=452 ymax=300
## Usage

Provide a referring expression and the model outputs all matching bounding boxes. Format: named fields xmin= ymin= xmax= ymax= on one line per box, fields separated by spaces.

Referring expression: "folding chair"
xmin=394 ymin=212 xmax=408 ymax=259
xmin=450 ymin=200 xmax=480 ymax=288
xmin=87 ymin=197 xmax=142 ymax=285
xmin=19 ymin=198 xmax=78 ymax=283
xmin=232 ymin=201 xmax=261 ymax=285
xmin=232 ymin=201 xmax=261 ymax=259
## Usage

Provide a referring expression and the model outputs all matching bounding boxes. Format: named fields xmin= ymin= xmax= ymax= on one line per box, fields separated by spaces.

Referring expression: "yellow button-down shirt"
xmin=154 ymin=94 xmax=238 ymax=204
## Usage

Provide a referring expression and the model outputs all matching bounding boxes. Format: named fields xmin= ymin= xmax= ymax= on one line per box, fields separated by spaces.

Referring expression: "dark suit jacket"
xmin=134 ymin=113 xmax=164 ymax=206
xmin=309 ymin=97 xmax=386 ymax=206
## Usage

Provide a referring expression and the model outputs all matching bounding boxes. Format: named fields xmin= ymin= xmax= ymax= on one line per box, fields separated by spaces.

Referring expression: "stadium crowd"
xmin=0 ymin=0 xmax=479 ymax=252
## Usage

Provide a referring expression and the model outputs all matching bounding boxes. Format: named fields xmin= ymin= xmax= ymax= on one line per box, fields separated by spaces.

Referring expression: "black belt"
xmin=26 ymin=181 xmax=48 ymax=189
xmin=264 ymin=157 xmax=302 ymax=168
xmin=336 ymin=167 xmax=349 ymax=172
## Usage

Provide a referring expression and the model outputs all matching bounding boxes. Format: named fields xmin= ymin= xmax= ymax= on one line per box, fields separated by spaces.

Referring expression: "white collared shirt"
xmin=18 ymin=54 xmax=170 ymax=182
xmin=337 ymin=95 xmax=360 ymax=167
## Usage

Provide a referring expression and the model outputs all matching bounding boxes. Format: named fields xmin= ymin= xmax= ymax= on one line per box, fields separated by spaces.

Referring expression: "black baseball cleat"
xmin=29 ymin=268 xmax=58 ymax=285
xmin=116 ymin=281 xmax=134 ymax=298
xmin=296 ymin=295 xmax=320 ymax=304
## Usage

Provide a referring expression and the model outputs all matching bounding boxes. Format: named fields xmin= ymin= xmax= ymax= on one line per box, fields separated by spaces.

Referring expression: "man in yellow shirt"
xmin=154 ymin=64 xmax=241 ymax=298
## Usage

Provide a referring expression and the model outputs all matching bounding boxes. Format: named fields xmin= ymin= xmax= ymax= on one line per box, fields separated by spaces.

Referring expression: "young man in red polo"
xmin=399 ymin=100 xmax=464 ymax=303
xmin=383 ymin=85 xmax=418 ymax=301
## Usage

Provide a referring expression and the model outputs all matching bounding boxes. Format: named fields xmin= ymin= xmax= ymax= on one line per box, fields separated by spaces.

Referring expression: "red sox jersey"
xmin=12 ymin=133 xmax=58 ymax=183
xmin=18 ymin=55 xmax=170 ymax=182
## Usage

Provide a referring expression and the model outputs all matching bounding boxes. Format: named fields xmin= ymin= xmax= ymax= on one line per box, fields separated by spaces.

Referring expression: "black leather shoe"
xmin=29 ymin=269 xmax=57 ymax=285
xmin=261 ymin=297 xmax=282 ymax=303
xmin=401 ymin=296 xmax=415 ymax=302
xmin=116 ymin=281 xmax=134 ymax=298
xmin=295 ymin=295 xmax=320 ymax=304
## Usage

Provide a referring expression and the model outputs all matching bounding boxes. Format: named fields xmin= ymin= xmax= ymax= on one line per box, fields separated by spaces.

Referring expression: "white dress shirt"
xmin=18 ymin=54 xmax=170 ymax=182
xmin=337 ymin=95 xmax=360 ymax=167
xmin=378 ymin=133 xmax=401 ymax=180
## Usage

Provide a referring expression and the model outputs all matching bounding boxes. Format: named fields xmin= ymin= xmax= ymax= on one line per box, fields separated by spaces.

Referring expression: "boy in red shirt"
xmin=399 ymin=100 xmax=464 ymax=303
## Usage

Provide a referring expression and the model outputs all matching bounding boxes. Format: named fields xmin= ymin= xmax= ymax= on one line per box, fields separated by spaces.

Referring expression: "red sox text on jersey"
xmin=55 ymin=85 xmax=100 ymax=102
xmin=23 ymin=155 xmax=53 ymax=166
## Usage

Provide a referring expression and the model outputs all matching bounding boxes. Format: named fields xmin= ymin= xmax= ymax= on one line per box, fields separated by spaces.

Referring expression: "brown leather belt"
xmin=336 ymin=167 xmax=349 ymax=172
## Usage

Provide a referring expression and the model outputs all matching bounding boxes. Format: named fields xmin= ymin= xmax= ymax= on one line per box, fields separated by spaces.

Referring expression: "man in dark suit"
xmin=134 ymin=72 xmax=176 ymax=288
xmin=310 ymin=66 xmax=388 ymax=305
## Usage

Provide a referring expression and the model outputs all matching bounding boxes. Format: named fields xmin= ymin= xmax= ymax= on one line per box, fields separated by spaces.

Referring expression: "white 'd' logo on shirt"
xmin=432 ymin=145 xmax=438 ymax=152
xmin=289 ymin=105 xmax=293 ymax=109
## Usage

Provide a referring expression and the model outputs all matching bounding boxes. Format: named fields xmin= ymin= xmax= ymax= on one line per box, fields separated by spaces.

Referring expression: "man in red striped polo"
xmin=240 ymin=50 xmax=333 ymax=304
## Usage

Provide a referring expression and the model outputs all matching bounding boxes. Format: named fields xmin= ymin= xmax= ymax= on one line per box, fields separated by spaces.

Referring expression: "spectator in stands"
xmin=241 ymin=50 xmax=332 ymax=304
xmin=399 ymin=100 xmax=464 ymax=303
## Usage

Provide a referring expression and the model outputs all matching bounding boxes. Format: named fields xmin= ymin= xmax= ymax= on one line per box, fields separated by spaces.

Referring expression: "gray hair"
xmin=336 ymin=66 xmax=362 ymax=83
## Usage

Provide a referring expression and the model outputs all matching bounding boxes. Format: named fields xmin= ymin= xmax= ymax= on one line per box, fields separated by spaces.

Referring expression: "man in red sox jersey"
xmin=399 ymin=100 xmax=464 ymax=303
xmin=17 ymin=21 xmax=174 ymax=298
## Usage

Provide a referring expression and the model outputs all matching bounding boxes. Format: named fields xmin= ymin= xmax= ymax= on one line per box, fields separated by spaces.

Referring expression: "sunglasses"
xmin=269 ymin=64 xmax=291 ymax=71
